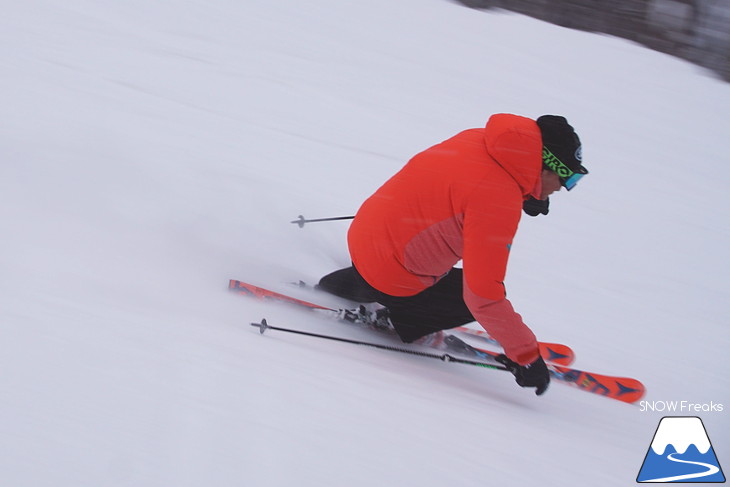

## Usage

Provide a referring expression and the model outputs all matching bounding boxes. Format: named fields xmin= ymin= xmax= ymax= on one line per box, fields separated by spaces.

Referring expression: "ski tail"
xmin=229 ymin=279 xmax=334 ymax=311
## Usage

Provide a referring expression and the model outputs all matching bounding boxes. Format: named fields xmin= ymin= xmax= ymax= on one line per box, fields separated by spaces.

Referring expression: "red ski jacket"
xmin=348 ymin=114 xmax=543 ymax=365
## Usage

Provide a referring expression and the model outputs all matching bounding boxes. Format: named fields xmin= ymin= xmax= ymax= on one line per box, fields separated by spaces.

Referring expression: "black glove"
xmin=523 ymin=196 xmax=549 ymax=217
xmin=495 ymin=354 xmax=550 ymax=395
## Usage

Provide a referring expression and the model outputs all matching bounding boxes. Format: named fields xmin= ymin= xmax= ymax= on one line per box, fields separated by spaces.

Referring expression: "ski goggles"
xmin=542 ymin=147 xmax=588 ymax=191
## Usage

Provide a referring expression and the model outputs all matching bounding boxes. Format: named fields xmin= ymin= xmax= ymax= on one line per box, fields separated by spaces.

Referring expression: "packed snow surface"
xmin=1 ymin=0 xmax=728 ymax=486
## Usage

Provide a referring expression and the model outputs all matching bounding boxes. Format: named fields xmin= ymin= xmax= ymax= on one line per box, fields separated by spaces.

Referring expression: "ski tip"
xmin=539 ymin=343 xmax=576 ymax=367
xmin=548 ymin=364 xmax=647 ymax=404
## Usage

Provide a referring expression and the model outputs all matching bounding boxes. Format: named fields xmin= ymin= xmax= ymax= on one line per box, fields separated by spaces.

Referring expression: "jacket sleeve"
xmin=463 ymin=287 xmax=540 ymax=365
xmin=461 ymin=182 xmax=540 ymax=365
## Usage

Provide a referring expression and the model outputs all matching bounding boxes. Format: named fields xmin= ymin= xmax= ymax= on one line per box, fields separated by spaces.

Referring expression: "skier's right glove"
xmin=522 ymin=196 xmax=549 ymax=217
xmin=495 ymin=354 xmax=550 ymax=396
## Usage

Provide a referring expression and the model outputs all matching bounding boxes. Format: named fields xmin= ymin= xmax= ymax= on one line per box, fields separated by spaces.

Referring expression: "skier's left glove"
xmin=495 ymin=354 xmax=550 ymax=396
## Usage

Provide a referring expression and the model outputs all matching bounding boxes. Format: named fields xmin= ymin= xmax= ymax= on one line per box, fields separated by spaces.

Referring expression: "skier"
xmin=318 ymin=114 xmax=588 ymax=396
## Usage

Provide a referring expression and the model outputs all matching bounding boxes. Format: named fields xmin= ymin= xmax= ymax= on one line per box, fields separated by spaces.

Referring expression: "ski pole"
xmin=290 ymin=214 xmax=354 ymax=228
xmin=251 ymin=319 xmax=509 ymax=371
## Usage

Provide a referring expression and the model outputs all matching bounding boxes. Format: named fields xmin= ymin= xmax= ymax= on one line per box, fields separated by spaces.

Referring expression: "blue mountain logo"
xmin=637 ymin=416 xmax=725 ymax=483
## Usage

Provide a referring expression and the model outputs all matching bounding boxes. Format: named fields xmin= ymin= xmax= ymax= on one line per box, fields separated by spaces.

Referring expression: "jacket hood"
xmin=483 ymin=114 xmax=543 ymax=200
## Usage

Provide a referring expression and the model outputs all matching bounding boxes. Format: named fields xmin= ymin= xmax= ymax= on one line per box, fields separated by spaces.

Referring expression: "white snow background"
xmin=1 ymin=0 xmax=729 ymax=486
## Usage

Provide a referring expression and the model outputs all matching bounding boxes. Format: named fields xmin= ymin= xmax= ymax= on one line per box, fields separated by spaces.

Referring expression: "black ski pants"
xmin=317 ymin=266 xmax=475 ymax=342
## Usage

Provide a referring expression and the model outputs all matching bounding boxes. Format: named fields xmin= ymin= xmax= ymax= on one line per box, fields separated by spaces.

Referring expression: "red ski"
xmin=230 ymin=279 xmax=574 ymax=366
xmin=230 ymin=279 xmax=646 ymax=403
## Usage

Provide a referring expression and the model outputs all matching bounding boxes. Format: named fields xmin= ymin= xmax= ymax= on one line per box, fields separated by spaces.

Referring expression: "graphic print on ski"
xmin=229 ymin=279 xmax=646 ymax=403
xmin=228 ymin=279 xmax=574 ymax=366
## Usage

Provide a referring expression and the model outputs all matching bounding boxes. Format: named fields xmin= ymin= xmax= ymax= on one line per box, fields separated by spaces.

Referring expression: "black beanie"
xmin=536 ymin=115 xmax=587 ymax=177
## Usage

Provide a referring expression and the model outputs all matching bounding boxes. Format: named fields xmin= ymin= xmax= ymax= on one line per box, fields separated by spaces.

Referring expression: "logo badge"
xmin=637 ymin=416 xmax=725 ymax=483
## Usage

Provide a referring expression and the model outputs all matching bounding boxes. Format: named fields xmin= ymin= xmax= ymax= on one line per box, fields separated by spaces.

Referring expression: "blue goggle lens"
xmin=563 ymin=171 xmax=586 ymax=191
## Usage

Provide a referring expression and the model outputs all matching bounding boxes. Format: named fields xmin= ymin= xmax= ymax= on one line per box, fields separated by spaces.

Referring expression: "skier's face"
xmin=539 ymin=169 xmax=562 ymax=200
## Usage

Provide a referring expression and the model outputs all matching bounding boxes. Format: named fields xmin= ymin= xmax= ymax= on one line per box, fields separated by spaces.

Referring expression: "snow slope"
xmin=1 ymin=0 xmax=728 ymax=485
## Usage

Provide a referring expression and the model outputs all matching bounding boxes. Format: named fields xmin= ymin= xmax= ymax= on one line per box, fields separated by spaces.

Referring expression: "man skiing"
xmin=318 ymin=113 xmax=588 ymax=396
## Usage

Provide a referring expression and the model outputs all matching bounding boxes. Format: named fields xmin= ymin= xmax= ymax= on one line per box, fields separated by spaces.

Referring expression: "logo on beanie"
xmin=542 ymin=147 xmax=573 ymax=178
xmin=575 ymin=145 xmax=582 ymax=162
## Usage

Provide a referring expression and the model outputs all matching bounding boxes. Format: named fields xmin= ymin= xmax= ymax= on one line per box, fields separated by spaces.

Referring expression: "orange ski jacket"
xmin=348 ymin=114 xmax=544 ymax=365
